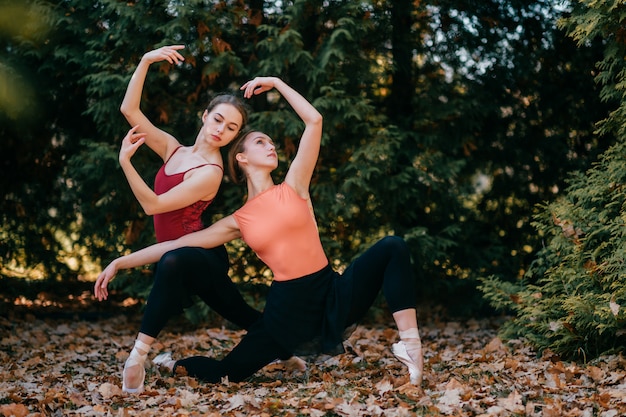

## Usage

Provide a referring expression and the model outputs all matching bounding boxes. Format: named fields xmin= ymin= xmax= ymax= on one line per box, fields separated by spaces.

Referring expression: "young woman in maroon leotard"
xmin=104 ymin=46 xmax=302 ymax=394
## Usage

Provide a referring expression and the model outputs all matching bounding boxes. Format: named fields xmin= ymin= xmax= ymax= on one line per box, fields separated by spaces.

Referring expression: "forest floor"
xmin=1 ymin=279 xmax=626 ymax=417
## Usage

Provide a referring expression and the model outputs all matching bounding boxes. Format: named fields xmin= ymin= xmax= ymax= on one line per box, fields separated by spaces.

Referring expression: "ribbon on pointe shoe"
xmin=122 ymin=339 xmax=150 ymax=394
xmin=392 ymin=340 xmax=423 ymax=385
xmin=392 ymin=328 xmax=423 ymax=385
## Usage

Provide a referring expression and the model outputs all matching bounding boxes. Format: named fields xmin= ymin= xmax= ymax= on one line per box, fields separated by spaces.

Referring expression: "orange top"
xmin=233 ymin=183 xmax=328 ymax=281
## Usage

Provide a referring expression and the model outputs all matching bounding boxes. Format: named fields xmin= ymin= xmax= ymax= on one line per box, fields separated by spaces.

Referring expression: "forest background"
xmin=1 ymin=0 xmax=625 ymax=363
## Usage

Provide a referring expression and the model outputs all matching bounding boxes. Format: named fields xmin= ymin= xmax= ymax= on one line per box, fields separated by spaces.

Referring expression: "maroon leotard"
xmin=153 ymin=147 xmax=223 ymax=242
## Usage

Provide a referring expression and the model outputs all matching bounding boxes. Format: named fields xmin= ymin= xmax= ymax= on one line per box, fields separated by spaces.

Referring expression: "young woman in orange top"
xmin=96 ymin=76 xmax=424 ymax=385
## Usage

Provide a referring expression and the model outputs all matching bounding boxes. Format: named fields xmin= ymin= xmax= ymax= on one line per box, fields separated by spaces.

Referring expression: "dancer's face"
xmin=238 ymin=131 xmax=278 ymax=171
xmin=201 ymin=103 xmax=243 ymax=147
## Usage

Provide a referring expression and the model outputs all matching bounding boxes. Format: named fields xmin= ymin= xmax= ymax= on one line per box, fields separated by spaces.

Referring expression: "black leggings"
xmin=139 ymin=246 xmax=262 ymax=337
xmin=175 ymin=236 xmax=416 ymax=383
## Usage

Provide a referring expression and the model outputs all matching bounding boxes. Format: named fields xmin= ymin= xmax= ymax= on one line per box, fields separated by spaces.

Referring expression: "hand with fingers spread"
xmin=119 ymin=125 xmax=147 ymax=165
xmin=240 ymin=77 xmax=279 ymax=99
xmin=141 ymin=44 xmax=185 ymax=66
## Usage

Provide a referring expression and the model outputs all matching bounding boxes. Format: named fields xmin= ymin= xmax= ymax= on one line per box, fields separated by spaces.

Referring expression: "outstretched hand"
xmin=142 ymin=45 xmax=185 ymax=65
xmin=94 ymin=261 xmax=119 ymax=301
xmin=119 ymin=125 xmax=147 ymax=164
xmin=240 ymin=77 xmax=278 ymax=99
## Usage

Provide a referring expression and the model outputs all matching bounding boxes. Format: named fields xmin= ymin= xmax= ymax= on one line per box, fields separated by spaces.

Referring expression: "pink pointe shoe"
xmin=122 ymin=339 xmax=150 ymax=394
xmin=153 ymin=352 xmax=176 ymax=372
xmin=280 ymin=356 xmax=307 ymax=372
xmin=391 ymin=340 xmax=423 ymax=385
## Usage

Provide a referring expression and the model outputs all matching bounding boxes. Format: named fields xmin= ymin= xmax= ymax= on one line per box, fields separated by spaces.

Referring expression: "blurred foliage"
xmin=481 ymin=0 xmax=626 ymax=360
xmin=0 ymin=0 xmax=616 ymax=324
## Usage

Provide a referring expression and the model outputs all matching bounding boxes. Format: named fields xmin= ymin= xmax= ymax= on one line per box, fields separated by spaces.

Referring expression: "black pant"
xmin=139 ymin=246 xmax=262 ymax=337
xmin=175 ymin=236 xmax=417 ymax=383
xmin=176 ymin=319 xmax=290 ymax=383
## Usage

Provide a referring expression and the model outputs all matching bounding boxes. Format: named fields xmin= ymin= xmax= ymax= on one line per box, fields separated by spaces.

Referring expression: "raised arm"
xmin=120 ymin=45 xmax=186 ymax=161
xmin=118 ymin=126 xmax=222 ymax=215
xmin=240 ymin=77 xmax=322 ymax=197
xmin=94 ymin=215 xmax=241 ymax=301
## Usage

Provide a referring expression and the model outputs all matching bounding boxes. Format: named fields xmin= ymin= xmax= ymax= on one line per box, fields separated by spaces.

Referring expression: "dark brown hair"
xmin=206 ymin=94 xmax=250 ymax=131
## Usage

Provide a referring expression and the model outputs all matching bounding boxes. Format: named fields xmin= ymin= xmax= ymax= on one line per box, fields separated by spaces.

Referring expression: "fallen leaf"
xmin=98 ymin=383 xmax=122 ymax=399
xmin=0 ymin=403 xmax=29 ymax=417
xmin=375 ymin=377 xmax=393 ymax=395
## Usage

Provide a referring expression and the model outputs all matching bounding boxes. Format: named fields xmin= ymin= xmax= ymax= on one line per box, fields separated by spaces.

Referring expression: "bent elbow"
xmin=120 ymin=103 xmax=132 ymax=119
xmin=120 ymin=102 xmax=140 ymax=121
xmin=142 ymin=202 xmax=160 ymax=216
xmin=143 ymin=207 xmax=157 ymax=216
xmin=310 ymin=113 xmax=323 ymax=127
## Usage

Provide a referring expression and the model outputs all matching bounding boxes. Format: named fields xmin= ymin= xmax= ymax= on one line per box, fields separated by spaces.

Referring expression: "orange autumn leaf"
xmin=0 ymin=404 xmax=28 ymax=417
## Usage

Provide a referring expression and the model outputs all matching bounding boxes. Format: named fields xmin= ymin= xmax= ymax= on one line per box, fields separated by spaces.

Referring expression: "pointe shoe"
xmin=122 ymin=339 xmax=150 ymax=394
xmin=391 ymin=341 xmax=423 ymax=385
xmin=280 ymin=356 xmax=307 ymax=372
xmin=153 ymin=352 xmax=176 ymax=372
